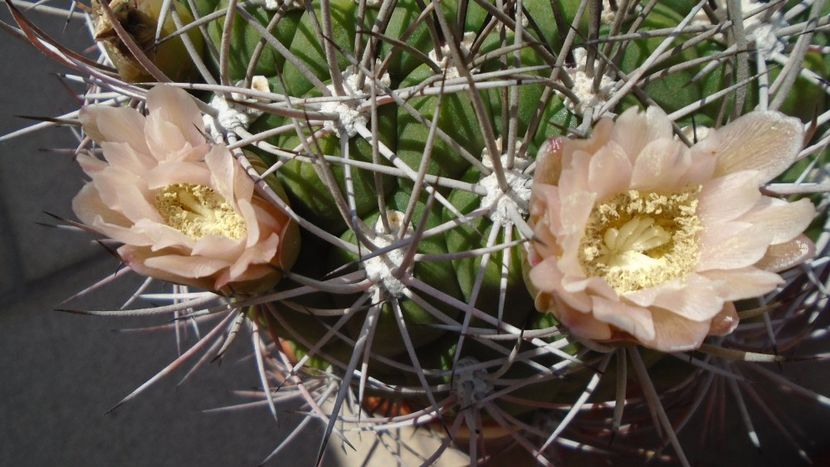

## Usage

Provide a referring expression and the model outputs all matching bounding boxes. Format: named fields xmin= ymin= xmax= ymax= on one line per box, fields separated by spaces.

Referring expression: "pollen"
xmin=579 ymin=189 xmax=702 ymax=294
xmin=155 ymin=183 xmax=247 ymax=240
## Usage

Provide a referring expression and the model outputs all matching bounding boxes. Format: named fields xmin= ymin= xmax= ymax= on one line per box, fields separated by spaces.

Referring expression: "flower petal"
xmin=697 ymin=223 xmax=772 ymax=271
xmin=643 ymin=308 xmax=711 ymax=352
xmin=588 ymin=141 xmax=632 ymax=201
xmin=610 ymin=106 xmax=673 ymax=162
xmin=143 ymin=254 xmax=230 ymax=279
xmin=649 ymin=275 xmax=724 ymax=322
xmin=737 ymin=197 xmax=815 ymax=245
xmin=629 ymin=138 xmax=692 ymax=191
xmin=79 ymin=105 xmax=149 ymax=154
xmin=708 ymin=302 xmax=739 ymax=337
xmin=755 ymin=234 xmax=815 ymax=272
xmin=701 ymin=267 xmax=783 ymax=301
xmin=145 ymin=85 xmax=205 ymax=148
xmin=552 ymin=298 xmax=613 ymax=341
xmin=591 ymin=296 xmax=656 ymax=341
xmin=528 ymin=256 xmax=563 ymax=294
xmin=697 ymin=170 xmax=761 ymax=225
xmin=709 ymin=110 xmax=804 ymax=183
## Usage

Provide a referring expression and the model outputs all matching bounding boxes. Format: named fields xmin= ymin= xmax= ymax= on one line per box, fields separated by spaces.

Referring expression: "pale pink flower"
xmin=527 ymin=107 xmax=815 ymax=352
xmin=73 ymin=85 xmax=299 ymax=293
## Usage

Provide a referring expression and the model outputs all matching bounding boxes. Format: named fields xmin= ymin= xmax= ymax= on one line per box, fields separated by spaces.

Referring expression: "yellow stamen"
xmin=155 ymin=183 xmax=247 ymax=240
xmin=579 ymin=189 xmax=701 ymax=293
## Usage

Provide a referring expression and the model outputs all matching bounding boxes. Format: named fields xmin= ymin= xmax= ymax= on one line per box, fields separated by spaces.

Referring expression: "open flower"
xmin=73 ymin=85 xmax=299 ymax=293
xmin=526 ymin=107 xmax=815 ymax=351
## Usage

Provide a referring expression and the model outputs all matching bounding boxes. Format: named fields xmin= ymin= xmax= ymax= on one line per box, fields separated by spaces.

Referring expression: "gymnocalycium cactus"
xmin=4 ymin=0 xmax=830 ymax=464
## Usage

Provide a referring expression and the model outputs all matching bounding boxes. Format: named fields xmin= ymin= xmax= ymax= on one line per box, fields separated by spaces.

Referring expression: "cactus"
xmin=4 ymin=0 xmax=830 ymax=465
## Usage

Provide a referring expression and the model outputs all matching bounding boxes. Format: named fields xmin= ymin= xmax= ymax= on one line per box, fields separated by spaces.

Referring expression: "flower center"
xmin=579 ymin=189 xmax=702 ymax=294
xmin=155 ymin=183 xmax=247 ymax=240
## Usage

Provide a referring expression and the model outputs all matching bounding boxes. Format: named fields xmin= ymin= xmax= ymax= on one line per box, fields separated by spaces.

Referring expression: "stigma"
xmin=155 ymin=183 xmax=247 ymax=240
xmin=579 ymin=189 xmax=701 ymax=294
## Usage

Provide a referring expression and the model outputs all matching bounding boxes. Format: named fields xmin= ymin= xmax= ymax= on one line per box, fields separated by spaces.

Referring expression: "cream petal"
xmin=145 ymin=85 xmax=205 ymax=147
xmin=558 ymin=151 xmax=591 ymax=196
xmin=100 ymin=142 xmax=154 ymax=173
xmin=755 ymin=234 xmax=815 ymax=272
xmin=205 ymin=145 xmax=238 ymax=203
xmin=649 ymin=275 xmax=724 ymax=322
xmin=89 ymin=167 xmax=143 ymax=212
xmin=697 ymin=170 xmax=762 ymax=225
xmin=533 ymin=137 xmax=563 ymax=186
xmin=643 ymin=307 xmax=712 ymax=352
xmin=558 ymin=191 xmax=596 ymax=237
xmin=76 ymin=152 xmax=108 ymax=175
xmin=708 ymin=302 xmax=739 ymax=337
xmin=145 ymin=162 xmax=212 ymax=189
xmin=709 ymin=110 xmax=804 ymax=183
xmin=629 ymin=138 xmax=692 ymax=191
xmin=610 ymin=106 xmax=673 ymax=162
xmin=681 ymin=144 xmax=718 ymax=186
xmin=192 ymin=235 xmax=245 ymax=262
xmin=229 ymin=233 xmax=280 ymax=279
xmin=215 ymin=265 xmax=275 ymax=290
xmin=132 ymin=219 xmax=194 ymax=251
xmin=143 ymin=254 xmax=230 ymax=279
xmin=118 ymin=245 xmax=214 ymax=289
xmin=73 ymin=184 xmax=152 ymax=246
xmin=552 ymin=298 xmax=613 ymax=341
xmin=79 ymin=105 xmax=149 ymax=154
xmin=563 ymin=118 xmax=613 ymax=160
xmin=701 ymin=267 xmax=782 ymax=301
xmin=591 ymin=296 xmax=656 ymax=341
xmin=528 ymin=257 xmax=563 ymax=293
xmin=145 ymin=113 xmax=188 ymax=161
xmin=697 ymin=223 xmax=772 ymax=271
xmin=237 ymin=199 xmax=261 ymax=248
xmin=588 ymin=141 xmax=632 ymax=201
xmin=737 ymin=197 xmax=815 ymax=245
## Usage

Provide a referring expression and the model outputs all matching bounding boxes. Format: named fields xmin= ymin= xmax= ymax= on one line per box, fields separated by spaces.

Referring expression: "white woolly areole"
xmin=479 ymin=144 xmax=532 ymax=225
xmin=354 ymin=0 xmax=380 ymax=7
xmin=263 ymin=0 xmax=303 ymax=10
xmin=453 ymin=357 xmax=492 ymax=407
xmin=320 ymin=66 xmax=390 ymax=138
xmin=692 ymin=0 xmax=787 ymax=58
xmin=565 ymin=48 xmax=615 ymax=114
xmin=428 ymin=32 xmax=477 ymax=80
xmin=203 ymin=76 xmax=270 ymax=143
xmin=365 ymin=210 xmax=412 ymax=302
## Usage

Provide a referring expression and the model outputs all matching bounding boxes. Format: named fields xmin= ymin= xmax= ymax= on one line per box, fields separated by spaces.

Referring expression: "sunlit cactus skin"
xmin=4 ymin=0 xmax=830 ymax=465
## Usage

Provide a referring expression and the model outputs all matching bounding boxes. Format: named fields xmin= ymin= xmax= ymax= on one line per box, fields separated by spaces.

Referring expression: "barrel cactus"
xmin=4 ymin=0 xmax=830 ymax=464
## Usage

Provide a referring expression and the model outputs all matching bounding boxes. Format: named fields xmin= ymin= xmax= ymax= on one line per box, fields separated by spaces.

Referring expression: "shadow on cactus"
xmin=4 ymin=0 xmax=830 ymax=465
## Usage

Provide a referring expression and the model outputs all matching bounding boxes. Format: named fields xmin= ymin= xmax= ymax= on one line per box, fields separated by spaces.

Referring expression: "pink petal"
xmin=72 ymin=184 xmax=152 ymax=246
xmin=701 ymin=267 xmax=783 ymax=301
xmin=205 ymin=145 xmax=238 ymax=203
xmin=755 ymin=234 xmax=815 ymax=272
xmin=629 ymin=138 xmax=692 ymax=191
xmin=552 ymin=298 xmax=613 ymax=341
xmin=533 ymin=137 xmax=563 ymax=186
xmin=591 ymin=296 xmax=656 ymax=341
xmin=145 ymin=161 xmax=212 ymax=189
xmin=100 ymin=142 xmax=154 ymax=173
xmin=697 ymin=223 xmax=772 ymax=271
xmin=643 ymin=307 xmax=711 ymax=352
xmin=708 ymin=110 xmax=804 ymax=183
xmin=610 ymin=106 xmax=673 ymax=162
xmin=144 ymin=113 xmax=188 ymax=161
xmin=237 ymin=199 xmax=261 ymax=248
xmin=132 ymin=219 xmax=195 ymax=251
xmin=697 ymin=170 xmax=762 ymax=225
xmin=528 ymin=257 xmax=563 ymax=294
xmin=649 ymin=275 xmax=725 ymax=322
xmin=737 ymin=197 xmax=815 ymax=245
xmin=563 ymin=118 xmax=613 ymax=161
xmin=558 ymin=151 xmax=591 ymax=196
xmin=709 ymin=302 xmax=739 ymax=337
xmin=143 ymin=254 xmax=230 ymax=279
xmin=229 ymin=233 xmax=280 ymax=279
xmin=145 ymin=85 xmax=205 ymax=148
xmin=79 ymin=105 xmax=149 ymax=154
xmin=558 ymin=191 xmax=596 ymax=237
xmin=587 ymin=140 xmax=632 ymax=201
xmin=118 ymin=245 xmax=214 ymax=289
xmin=76 ymin=152 xmax=108 ymax=175
xmin=192 ymin=236 xmax=245 ymax=261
